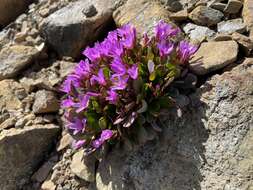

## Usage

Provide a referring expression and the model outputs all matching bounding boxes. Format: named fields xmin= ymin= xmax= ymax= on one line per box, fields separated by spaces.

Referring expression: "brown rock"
xmin=0 ymin=124 xmax=59 ymax=190
xmin=224 ymin=0 xmax=243 ymax=14
xmin=41 ymin=180 xmax=56 ymax=190
xmin=0 ymin=117 xmax=16 ymax=130
xmin=113 ymin=0 xmax=173 ymax=35
xmin=189 ymin=41 xmax=238 ymax=75
xmin=0 ymin=45 xmax=40 ymax=80
xmin=170 ymin=9 xmax=188 ymax=22
xmin=0 ymin=0 xmax=32 ymax=26
xmin=0 ymin=79 xmax=26 ymax=111
xmin=242 ymin=0 xmax=253 ymax=30
xmin=212 ymin=34 xmax=233 ymax=41
xmin=57 ymin=133 xmax=73 ymax=152
xmin=32 ymin=90 xmax=59 ymax=114
xmin=232 ymin=32 xmax=253 ymax=56
xmin=189 ymin=6 xmax=224 ymax=26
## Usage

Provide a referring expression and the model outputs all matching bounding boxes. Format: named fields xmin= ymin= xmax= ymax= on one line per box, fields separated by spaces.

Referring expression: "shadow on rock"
xmin=94 ymin=85 xmax=213 ymax=190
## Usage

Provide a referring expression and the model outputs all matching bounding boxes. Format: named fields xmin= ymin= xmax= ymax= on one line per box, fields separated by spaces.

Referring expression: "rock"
xmin=0 ymin=79 xmax=26 ymax=111
xmin=41 ymin=180 xmax=56 ymax=190
xmin=0 ymin=0 xmax=32 ymax=26
xmin=0 ymin=45 xmax=40 ymax=80
xmin=113 ymin=0 xmax=173 ymax=35
xmin=183 ymin=23 xmax=215 ymax=42
xmin=70 ymin=150 xmax=96 ymax=182
xmin=210 ymin=2 xmax=226 ymax=11
xmin=217 ymin=18 xmax=246 ymax=34
xmin=242 ymin=0 xmax=253 ymax=33
xmin=41 ymin=0 xmax=114 ymax=58
xmin=0 ymin=117 xmax=16 ymax=130
xmin=232 ymin=32 xmax=253 ymax=56
xmin=32 ymin=90 xmax=59 ymax=114
xmin=170 ymin=9 xmax=188 ymax=22
xmin=189 ymin=6 xmax=223 ymax=26
xmin=224 ymin=0 xmax=243 ymax=14
xmin=189 ymin=41 xmax=238 ymax=75
xmin=96 ymin=60 xmax=253 ymax=190
xmin=15 ymin=113 xmax=36 ymax=128
xmin=57 ymin=133 xmax=73 ymax=152
xmin=0 ymin=124 xmax=59 ymax=190
xmin=212 ymin=34 xmax=233 ymax=41
xmin=32 ymin=161 xmax=55 ymax=183
xmin=160 ymin=0 xmax=183 ymax=12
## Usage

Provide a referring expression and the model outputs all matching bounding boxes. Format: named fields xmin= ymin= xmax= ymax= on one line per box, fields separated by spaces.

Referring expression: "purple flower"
xmin=61 ymin=97 xmax=75 ymax=108
xmin=92 ymin=130 xmax=113 ymax=149
xmin=111 ymin=74 xmax=129 ymax=90
xmin=92 ymin=139 xmax=103 ymax=148
xmin=157 ymin=41 xmax=174 ymax=58
xmin=83 ymin=43 xmax=101 ymax=62
xmin=67 ymin=118 xmax=86 ymax=135
xmin=155 ymin=20 xmax=180 ymax=41
xmin=86 ymin=92 xmax=100 ymax=97
xmin=72 ymin=140 xmax=86 ymax=149
xmin=118 ymin=24 xmax=136 ymax=49
xmin=127 ymin=64 xmax=138 ymax=80
xmin=90 ymin=69 xmax=106 ymax=86
xmin=178 ymin=41 xmax=198 ymax=63
xmin=60 ymin=75 xmax=80 ymax=93
xmin=110 ymin=58 xmax=126 ymax=75
xmin=75 ymin=95 xmax=90 ymax=113
xmin=100 ymin=129 xmax=113 ymax=141
xmin=106 ymin=89 xmax=118 ymax=104
xmin=109 ymin=40 xmax=124 ymax=57
xmin=74 ymin=59 xmax=91 ymax=78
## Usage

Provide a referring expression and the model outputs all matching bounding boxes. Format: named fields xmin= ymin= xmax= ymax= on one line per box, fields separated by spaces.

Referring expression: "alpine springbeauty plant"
xmin=61 ymin=20 xmax=197 ymax=153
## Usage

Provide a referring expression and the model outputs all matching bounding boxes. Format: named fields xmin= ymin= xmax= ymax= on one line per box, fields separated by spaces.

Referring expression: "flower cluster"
xmin=61 ymin=20 xmax=197 ymax=153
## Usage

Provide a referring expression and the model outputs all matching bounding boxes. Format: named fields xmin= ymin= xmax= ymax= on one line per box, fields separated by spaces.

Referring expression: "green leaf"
xmin=147 ymin=47 xmax=154 ymax=60
xmin=98 ymin=117 xmax=107 ymax=129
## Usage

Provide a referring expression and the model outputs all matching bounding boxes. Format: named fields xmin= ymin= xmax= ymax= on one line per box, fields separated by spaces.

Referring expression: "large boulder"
xmin=0 ymin=0 xmax=32 ymax=27
xmin=0 ymin=124 xmax=60 ymax=190
xmin=41 ymin=0 xmax=116 ymax=58
xmin=95 ymin=59 xmax=253 ymax=190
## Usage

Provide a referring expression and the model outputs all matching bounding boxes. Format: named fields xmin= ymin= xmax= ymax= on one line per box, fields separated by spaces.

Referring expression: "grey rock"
xmin=70 ymin=150 xmax=96 ymax=182
xmin=160 ymin=0 xmax=183 ymax=12
xmin=0 ymin=45 xmax=40 ymax=80
xmin=183 ymin=23 xmax=215 ymax=42
xmin=0 ymin=124 xmax=60 ymax=190
xmin=217 ymin=18 xmax=246 ymax=34
xmin=189 ymin=41 xmax=238 ymax=75
xmin=41 ymin=0 xmax=114 ymax=58
xmin=189 ymin=5 xmax=224 ymax=26
xmin=0 ymin=0 xmax=32 ymax=26
xmin=33 ymin=90 xmax=59 ymax=114
xmin=32 ymin=161 xmax=55 ymax=183
xmin=224 ymin=0 xmax=243 ymax=14
xmin=96 ymin=60 xmax=253 ymax=190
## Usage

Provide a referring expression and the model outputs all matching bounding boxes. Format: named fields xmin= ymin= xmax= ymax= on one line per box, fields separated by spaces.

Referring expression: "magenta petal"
xmin=100 ymin=130 xmax=113 ymax=141
xmin=92 ymin=139 xmax=103 ymax=149
xmin=72 ymin=140 xmax=86 ymax=149
xmin=127 ymin=64 xmax=138 ymax=80
xmin=75 ymin=95 xmax=90 ymax=113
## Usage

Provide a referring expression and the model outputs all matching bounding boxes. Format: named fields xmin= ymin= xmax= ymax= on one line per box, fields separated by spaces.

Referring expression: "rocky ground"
xmin=0 ymin=0 xmax=252 ymax=190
